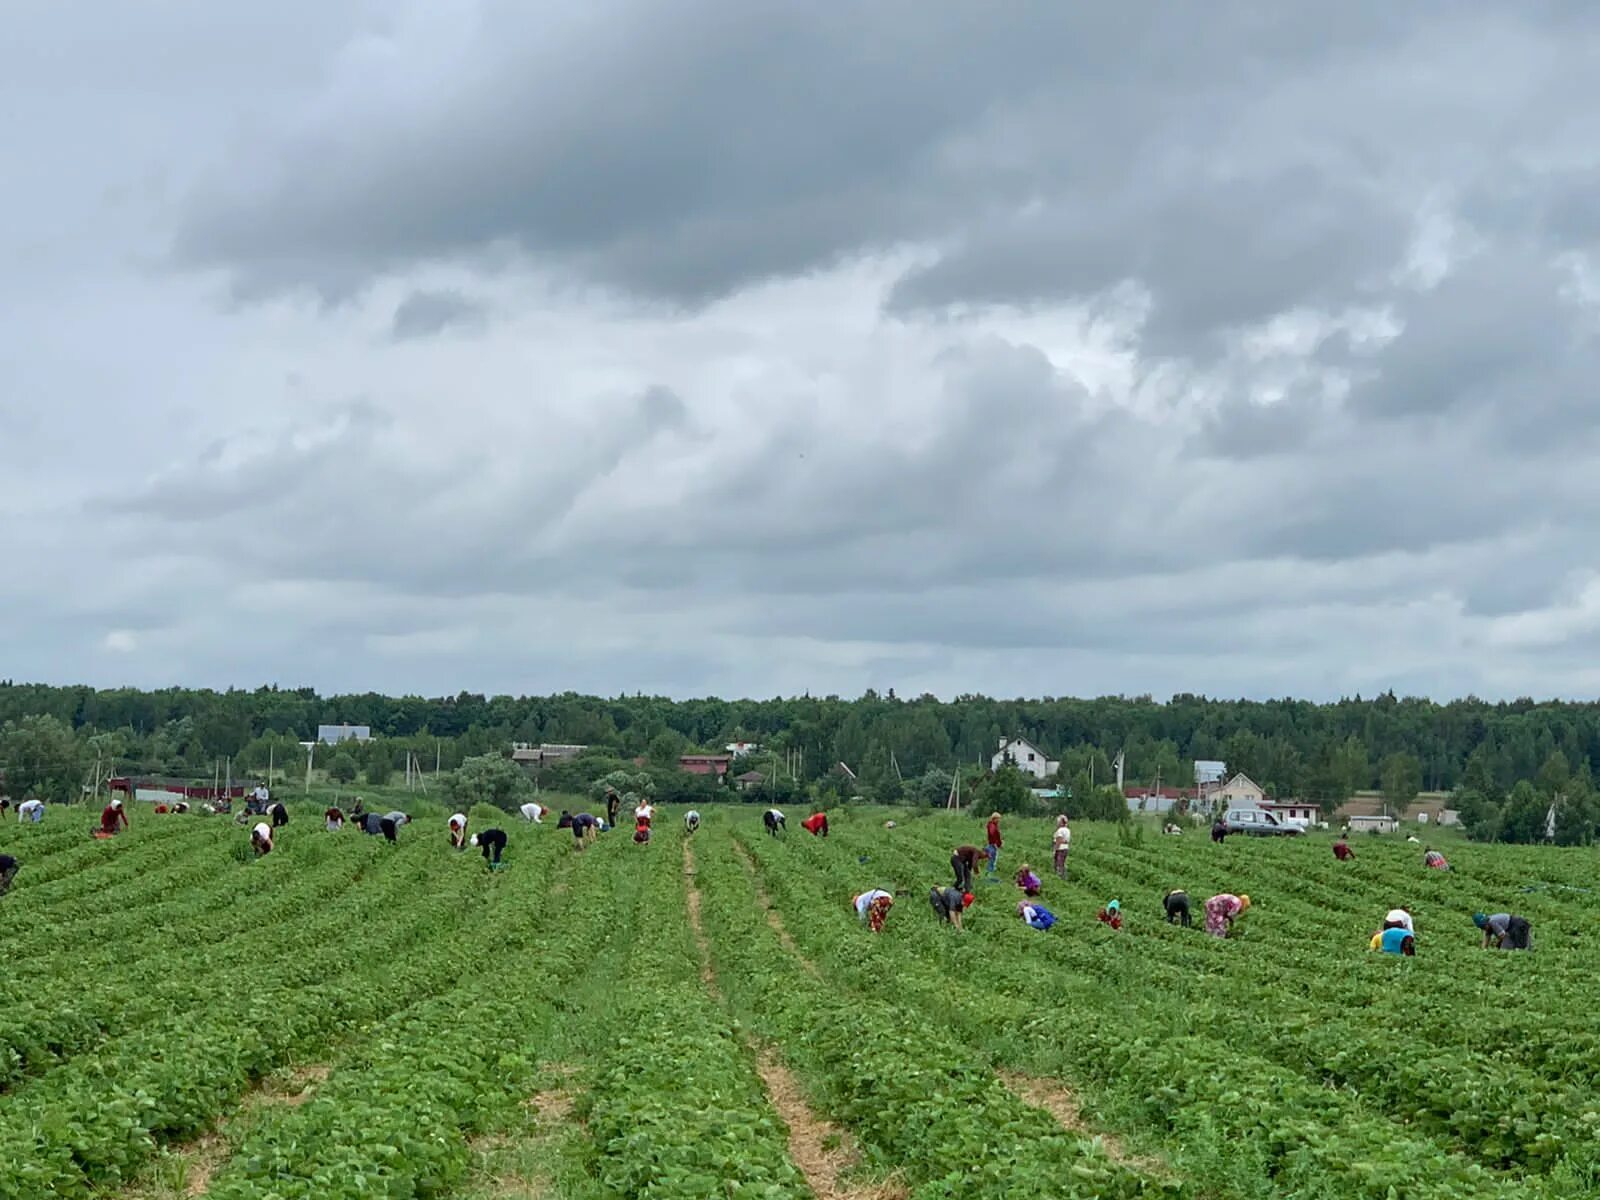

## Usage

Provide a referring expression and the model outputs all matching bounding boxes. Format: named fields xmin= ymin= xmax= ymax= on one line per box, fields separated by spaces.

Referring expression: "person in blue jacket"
xmin=1370 ymin=925 xmax=1416 ymax=956
xmin=1017 ymin=901 xmax=1056 ymax=930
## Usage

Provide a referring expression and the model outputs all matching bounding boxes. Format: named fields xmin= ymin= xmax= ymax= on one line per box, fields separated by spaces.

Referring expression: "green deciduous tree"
xmin=446 ymin=753 xmax=532 ymax=811
xmin=327 ymin=751 xmax=359 ymax=784
xmin=1380 ymin=752 xmax=1422 ymax=815
xmin=0 ymin=714 xmax=84 ymax=803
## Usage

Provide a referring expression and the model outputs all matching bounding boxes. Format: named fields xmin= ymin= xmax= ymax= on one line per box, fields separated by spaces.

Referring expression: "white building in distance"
xmin=317 ymin=724 xmax=372 ymax=745
xmin=993 ymin=737 xmax=1060 ymax=781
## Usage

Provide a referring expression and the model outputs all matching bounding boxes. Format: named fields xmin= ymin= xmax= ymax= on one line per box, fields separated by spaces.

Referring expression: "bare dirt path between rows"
xmin=682 ymin=841 xmax=901 ymax=1200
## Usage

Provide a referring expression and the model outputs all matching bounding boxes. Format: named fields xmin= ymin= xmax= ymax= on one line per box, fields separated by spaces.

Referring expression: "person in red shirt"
xmin=99 ymin=798 xmax=129 ymax=836
xmin=1333 ymin=838 xmax=1355 ymax=861
xmin=985 ymin=813 xmax=1003 ymax=876
xmin=801 ymin=812 xmax=829 ymax=838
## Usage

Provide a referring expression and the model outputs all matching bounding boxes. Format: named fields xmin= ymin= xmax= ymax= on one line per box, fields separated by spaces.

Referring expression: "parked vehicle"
xmin=1223 ymin=808 xmax=1306 ymax=837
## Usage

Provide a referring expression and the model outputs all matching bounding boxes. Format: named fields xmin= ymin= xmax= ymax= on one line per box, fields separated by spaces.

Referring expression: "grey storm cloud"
xmin=9 ymin=1 xmax=1600 ymax=700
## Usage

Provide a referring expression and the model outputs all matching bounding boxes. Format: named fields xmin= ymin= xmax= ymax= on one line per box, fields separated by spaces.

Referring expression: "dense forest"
xmin=2 ymin=681 xmax=1597 ymax=842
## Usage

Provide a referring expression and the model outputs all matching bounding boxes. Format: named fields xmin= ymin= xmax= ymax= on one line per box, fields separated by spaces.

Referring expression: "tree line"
xmin=2 ymin=681 xmax=1596 ymax=842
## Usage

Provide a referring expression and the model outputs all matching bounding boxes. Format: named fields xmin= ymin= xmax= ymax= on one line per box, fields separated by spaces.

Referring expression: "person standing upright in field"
xmin=605 ymin=788 xmax=621 ymax=830
xmin=1211 ymin=817 xmax=1228 ymax=843
xmin=1333 ymin=837 xmax=1355 ymax=861
xmin=951 ymin=844 xmax=982 ymax=892
xmin=448 ymin=812 xmax=468 ymax=849
xmin=1203 ymin=893 xmax=1250 ymax=938
xmin=471 ymin=828 xmax=507 ymax=867
xmin=1474 ymin=911 xmax=1532 ymax=950
xmin=801 ymin=811 xmax=829 ymax=837
xmin=985 ymin=812 xmax=1003 ymax=876
xmin=853 ymin=889 xmax=894 ymax=932
xmin=634 ymin=798 xmax=655 ymax=830
xmin=99 ymin=798 xmax=129 ymax=836
xmin=1163 ymin=889 xmax=1192 ymax=927
xmin=18 ymin=798 xmax=44 ymax=824
xmin=1052 ymin=816 xmax=1071 ymax=878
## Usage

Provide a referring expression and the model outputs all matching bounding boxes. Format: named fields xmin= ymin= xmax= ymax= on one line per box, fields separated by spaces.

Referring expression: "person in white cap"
xmin=470 ymin=828 xmax=507 ymax=867
xmin=251 ymin=821 xmax=274 ymax=856
xmin=448 ymin=812 xmax=469 ymax=849
xmin=98 ymin=797 xmax=129 ymax=836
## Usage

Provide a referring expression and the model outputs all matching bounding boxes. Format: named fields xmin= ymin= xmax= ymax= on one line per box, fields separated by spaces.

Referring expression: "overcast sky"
xmin=6 ymin=2 xmax=1600 ymax=702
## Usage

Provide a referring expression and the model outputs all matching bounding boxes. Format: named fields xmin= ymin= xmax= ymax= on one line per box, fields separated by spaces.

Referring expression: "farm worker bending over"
xmin=1203 ymin=893 xmax=1250 ymax=938
xmin=764 ymin=809 xmax=786 ymax=837
xmin=951 ymin=845 xmax=982 ymax=892
xmin=1384 ymin=908 xmax=1414 ymax=933
xmin=801 ymin=811 xmax=829 ymax=837
xmin=1018 ymin=901 xmax=1056 ymax=930
xmin=1014 ymin=864 xmax=1043 ymax=897
xmin=1211 ymin=818 xmax=1228 ymax=843
xmin=471 ymin=828 xmax=507 ymax=867
xmin=1371 ymin=925 xmax=1416 ymax=955
xmin=383 ymin=811 xmax=410 ymax=834
xmin=929 ymin=886 xmax=970 ymax=930
xmin=100 ymin=798 xmax=129 ymax=836
xmin=1163 ymin=890 xmax=1192 ymax=927
xmin=684 ymin=810 xmax=701 ymax=833
xmin=448 ymin=813 xmax=469 ymax=849
xmin=1333 ymin=838 xmax=1355 ymax=861
xmin=359 ymin=812 xmax=402 ymax=842
xmin=324 ymin=807 xmax=344 ymax=832
xmin=1474 ymin=912 xmax=1532 ymax=950
xmin=518 ymin=802 xmax=546 ymax=823
xmin=1423 ymin=847 xmax=1450 ymax=871
xmin=0 ymin=854 xmax=18 ymax=896
xmin=571 ymin=812 xmax=600 ymax=848
xmin=1052 ymin=817 xmax=1071 ymax=878
xmin=985 ymin=813 xmax=1003 ymax=875
xmin=853 ymin=889 xmax=894 ymax=933
xmin=634 ymin=800 xmax=654 ymax=829
xmin=18 ymin=798 xmax=44 ymax=823
xmin=556 ymin=810 xmax=574 ymax=829
xmin=1096 ymin=899 xmax=1123 ymax=930
xmin=268 ymin=802 xmax=289 ymax=828
xmin=251 ymin=822 xmax=273 ymax=856
xmin=1162 ymin=822 xmax=1183 ymax=835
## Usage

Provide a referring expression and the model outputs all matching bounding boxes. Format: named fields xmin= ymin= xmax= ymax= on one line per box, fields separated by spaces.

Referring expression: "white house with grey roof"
xmin=992 ymin=736 xmax=1060 ymax=781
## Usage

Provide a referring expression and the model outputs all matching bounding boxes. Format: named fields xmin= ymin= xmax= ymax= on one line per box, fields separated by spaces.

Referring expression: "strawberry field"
xmin=2 ymin=805 xmax=1597 ymax=1199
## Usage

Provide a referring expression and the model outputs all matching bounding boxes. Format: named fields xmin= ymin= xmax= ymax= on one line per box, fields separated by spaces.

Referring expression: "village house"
xmin=511 ymin=743 xmax=587 ymax=773
xmin=679 ymin=754 xmax=733 ymax=778
xmin=317 ymin=723 xmax=372 ymax=745
xmin=992 ymin=737 xmax=1060 ymax=782
xmin=735 ymin=770 xmax=766 ymax=792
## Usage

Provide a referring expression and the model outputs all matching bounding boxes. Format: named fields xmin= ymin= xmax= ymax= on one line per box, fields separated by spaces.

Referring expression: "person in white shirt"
xmin=763 ymin=809 xmax=786 ymax=837
xmin=252 ymin=784 xmax=270 ymax=814
xmin=1384 ymin=907 xmax=1414 ymax=934
xmin=448 ymin=812 xmax=468 ymax=849
xmin=518 ymin=802 xmax=546 ymax=823
xmin=634 ymin=801 xmax=655 ymax=830
xmin=18 ymin=799 xmax=45 ymax=824
xmin=684 ymin=809 xmax=701 ymax=833
xmin=853 ymin=889 xmax=894 ymax=931
xmin=1052 ymin=816 xmax=1072 ymax=878
xmin=251 ymin=822 xmax=273 ymax=856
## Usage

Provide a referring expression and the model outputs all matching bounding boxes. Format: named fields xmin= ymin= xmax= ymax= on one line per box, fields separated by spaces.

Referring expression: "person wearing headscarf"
xmin=1203 ymin=893 xmax=1250 ymax=938
xmin=985 ymin=813 xmax=1003 ymax=875
xmin=929 ymin=886 xmax=970 ymax=930
xmin=1096 ymin=899 xmax=1123 ymax=930
xmin=448 ymin=812 xmax=469 ymax=850
xmin=1051 ymin=816 xmax=1072 ymax=878
xmin=1018 ymin=900 xmax=1056 ymax=930
xmin=1014 ymin=863 xmax=1043 ymax=897
xmin=1474 ymin=911 xmax=1532 ymax=950
xmin=250 ymin=821 xmax=273 ymax=857
xmin=853 ymin=889 xmax=894 ymax=933
xmin=471 ymin=828 xmax=507 ymax=867
xmin=684 ymin=809 xmax=701 ymax=833
xmin=99 ymin=797 xmax=129 ymax=836
xmin=1383 ymin=907 xmax=1414 ymax=934
xmin=1163 ymin=889 xmax=1191 ymax=927
xmin=1423 ymin=847 xmax=1450 ymax=871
